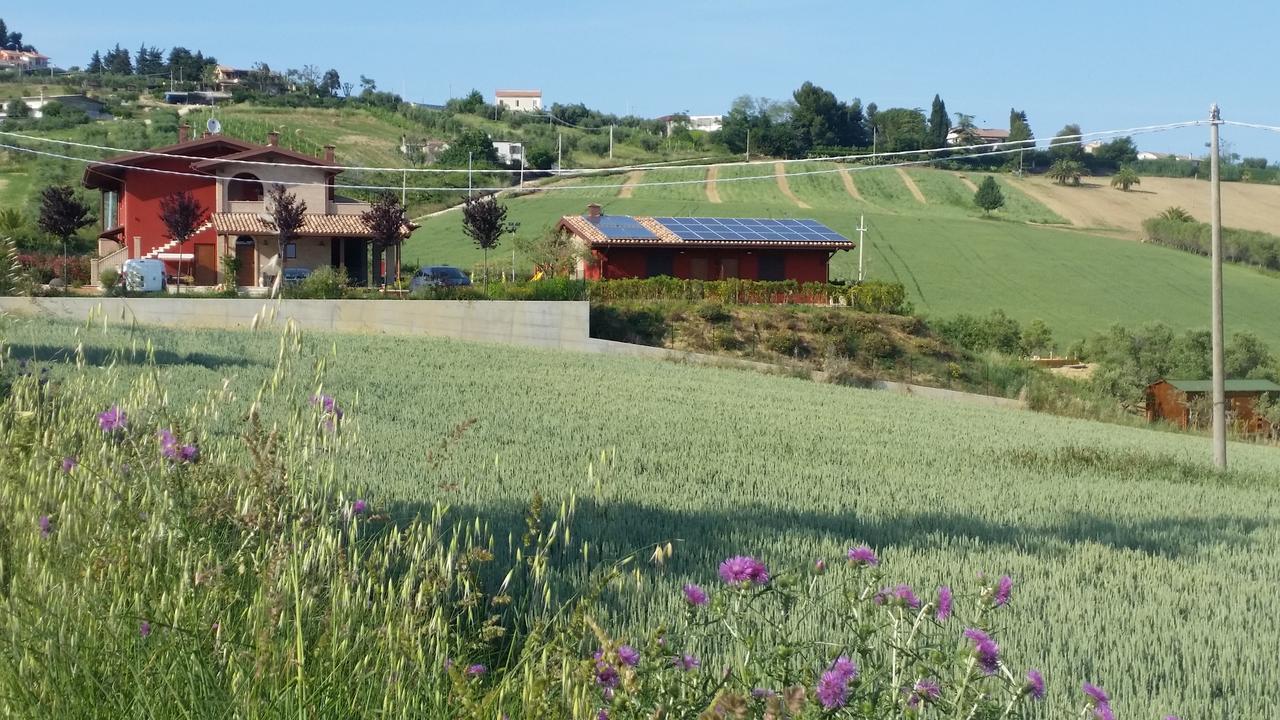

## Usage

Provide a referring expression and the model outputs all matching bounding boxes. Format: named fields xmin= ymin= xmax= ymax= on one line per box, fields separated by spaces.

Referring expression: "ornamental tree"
xmin=360 ymin=192 xmax=409 ymax=286
xmin=461 ymin=194 xmax=518 ymax=287
xmin=38 ymin=185 xmax=93 ymax=288
xmin=973 ymin=175 xmax=1005 ymax=215
xmin=1110 ymin=166 xmax=1141 ymax=191
xmin=266 ymin=184 xmax=306 ymax=297
xmin=158 ymin=190 xmax=207 ymax=293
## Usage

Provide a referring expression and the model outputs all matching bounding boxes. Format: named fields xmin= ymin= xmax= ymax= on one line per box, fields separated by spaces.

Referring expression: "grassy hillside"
xmin=406 ymin=165 xmax=1280 ymax=347
xmin=4 ymin=316 xmax=1278 ymax=718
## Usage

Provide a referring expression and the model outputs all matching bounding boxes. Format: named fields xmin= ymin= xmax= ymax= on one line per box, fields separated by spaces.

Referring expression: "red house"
xmin=84 ymin=123 xmax=410 ymax=288
xmin=557 ymin=204 xmax=853 ymax=282
xmin=1146 ymin=378 xmax=1280 ymax=432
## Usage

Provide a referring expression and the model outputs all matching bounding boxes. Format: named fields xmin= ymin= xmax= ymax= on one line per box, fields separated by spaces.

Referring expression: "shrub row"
xmin=587 ymin=278 xmax=910 ymax=314
xmin=1142 ymin=217 xmax=1280 ymax=270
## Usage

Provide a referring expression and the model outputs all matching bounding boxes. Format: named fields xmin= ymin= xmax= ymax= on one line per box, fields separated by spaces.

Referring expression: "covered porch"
xmin=212 ymin=213 xmax=404 ymax=288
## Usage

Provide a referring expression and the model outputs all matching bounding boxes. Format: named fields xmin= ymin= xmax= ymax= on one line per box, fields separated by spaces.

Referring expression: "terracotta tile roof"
xmin=557 ymin=215 xmax=609 ymax=244
xmin=192 ymin=146 xmax=331 ymax=170
xmin=212 ymin=213 xmax=413 ymax=238
xmin=495 ymin=89 xmax=541 ymax=97
xmin=634 ymin=217 xmax=682 ymax=243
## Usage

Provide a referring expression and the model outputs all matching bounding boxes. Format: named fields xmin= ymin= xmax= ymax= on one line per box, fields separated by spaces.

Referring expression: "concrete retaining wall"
xmin=0 ymin=297 xmax=592 ymax=351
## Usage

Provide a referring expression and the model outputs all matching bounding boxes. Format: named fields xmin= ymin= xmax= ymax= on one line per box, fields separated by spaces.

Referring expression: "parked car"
xmin=120 ymin=259 xmax=167 ymax=293
xmin=410 ymin=265 xmax=472 ymax=291
xmin=282 ymin=267 xmax=312 ymax=285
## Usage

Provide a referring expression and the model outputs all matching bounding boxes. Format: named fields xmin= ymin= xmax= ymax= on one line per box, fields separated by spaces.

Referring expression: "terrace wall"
xmin=0 ymin=297 xmax=591 ymax=352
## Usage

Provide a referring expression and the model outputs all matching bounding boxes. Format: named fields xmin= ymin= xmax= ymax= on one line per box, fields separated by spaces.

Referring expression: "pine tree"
xmin=928 ymin=94 xmax=950 ymax=148
xmin=973 ymin=176 xmax=1005 ymax=215
xmin=87 ymin=50 xmax=103 ymax=73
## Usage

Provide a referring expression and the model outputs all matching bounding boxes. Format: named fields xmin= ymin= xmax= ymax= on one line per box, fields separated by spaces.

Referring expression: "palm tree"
xmin=1159 ymin=206 xmax=1194 ymax=223
xmin=1110 ymin=166 xmax=1141 ymax=191
xmin=1047 ymin=159 xmax=1086 ymax=186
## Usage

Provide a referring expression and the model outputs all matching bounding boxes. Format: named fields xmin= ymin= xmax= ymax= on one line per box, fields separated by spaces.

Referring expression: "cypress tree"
xmin=928 ymin=94 xmax=951 ymax=148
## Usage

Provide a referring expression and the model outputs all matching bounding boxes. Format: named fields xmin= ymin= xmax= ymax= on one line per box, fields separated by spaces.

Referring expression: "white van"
xmin=121 ymin=259 xmax=167 ymax=293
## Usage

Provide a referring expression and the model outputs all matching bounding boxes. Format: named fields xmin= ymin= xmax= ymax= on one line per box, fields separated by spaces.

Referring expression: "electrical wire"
xmin=0 ymin=120 xmax=1203 ymax=177
xmin=1222 ymin=120 xmax=1280 ymax=134
xmin=0 ymin=119 xmax=1202 ymax=195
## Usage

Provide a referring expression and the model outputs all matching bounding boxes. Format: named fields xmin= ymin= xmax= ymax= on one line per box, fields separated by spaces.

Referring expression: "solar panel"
xmin=591 ymin=215 xmax=657 ymax=239
xmin=651 ymin=217 xmax=849 ymax=243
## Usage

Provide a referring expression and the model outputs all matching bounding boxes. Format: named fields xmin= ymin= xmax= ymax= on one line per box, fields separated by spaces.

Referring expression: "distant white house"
xmin=1083 ymin=140 xmax=1104 ymax=155
xmin=658 ymin=114 xmax=723 ymax=136
xmin=0 ymin=49 xmax=50 ymax=70
xmin=946 ymin=127 xmax=1010 ymax=146
xmin=0 ymin=93 xmax=111 ymax=120
xmin=495 ymin=89 xmax=542 ymax=112
xmin=491 ymin=140 xmax=524 ymax=165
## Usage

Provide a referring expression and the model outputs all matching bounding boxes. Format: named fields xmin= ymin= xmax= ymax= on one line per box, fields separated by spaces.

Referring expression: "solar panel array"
xmin=651 ymin=217 xmax=849 ymax=243
xmin=590 ymin=216 xmax=657 ymax=239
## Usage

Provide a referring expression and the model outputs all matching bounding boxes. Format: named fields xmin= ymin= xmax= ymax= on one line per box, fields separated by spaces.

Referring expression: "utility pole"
xmin=856 ymin=215 xmax=867 ymax=283
xmin=872 ymin=127 xmax=877 ymax=165
xmin=557 ymin=132 xmax=562 ymax=174
xmin=519 ymin=145 xmax=525 ymax=188
xmin=609 ymin=124 xmax=614 ymax=159
xmin=401 ymin=170 xmax=407 ymax=205
xmin=468 ymin=152 xmax=473 ymax=197
xmin=1209 ymin=104 xmax=1227 ymax=470
xmin=745 ymin=128 xmax=750 ymax=163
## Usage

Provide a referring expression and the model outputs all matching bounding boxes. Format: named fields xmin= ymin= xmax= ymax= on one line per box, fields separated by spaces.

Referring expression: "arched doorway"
xmin=228 ymin=173 xmax=264 ymax=202
xmin=234 ymin=236 xmax=256 ymax=287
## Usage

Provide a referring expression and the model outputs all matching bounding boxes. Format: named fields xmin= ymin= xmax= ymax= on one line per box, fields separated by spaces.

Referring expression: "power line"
xmin=0 ymin=120 xmax=1201 ymax=195
xmin=0 ymin=120 xmax=1202 ymax=178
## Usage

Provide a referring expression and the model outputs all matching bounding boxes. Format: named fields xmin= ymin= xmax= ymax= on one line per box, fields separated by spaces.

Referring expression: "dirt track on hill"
xmin=774 ymin=163 xmax=811 ymax=208
xmin=839 ymin=168 xmax=863 ymax=200
xmin=705 ymin=166 xmax=722 ymax=203
xmin=617 ymin=171 xmax=644 ymax=199
xmin=896 ymin=168 xmax=928 ymax=203
xmin=954 ymin=174 xmax=979 ymax=192
xmin=1008 ymin=175 xmax=1280 ymax=237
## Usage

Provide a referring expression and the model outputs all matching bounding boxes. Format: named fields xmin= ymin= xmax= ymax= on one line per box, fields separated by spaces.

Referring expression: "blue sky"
xmin=12 ymin=1 xmax=1280 ymax=158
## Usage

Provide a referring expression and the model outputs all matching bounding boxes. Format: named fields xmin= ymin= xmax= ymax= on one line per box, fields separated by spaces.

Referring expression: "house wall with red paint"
xmin=591 ymin=248 xmax=831 ymax=282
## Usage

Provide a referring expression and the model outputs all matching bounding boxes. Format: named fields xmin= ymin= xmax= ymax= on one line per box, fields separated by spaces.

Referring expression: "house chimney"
xmin=178 ymin=122 xmax=191 ymax=143
xmin=323 ymin=145 xmax=335 ymax=164
xmin=267 ymin=131 xmax=279 ymax=147
xmin=586 ymin=203 xmax=602 ymax=219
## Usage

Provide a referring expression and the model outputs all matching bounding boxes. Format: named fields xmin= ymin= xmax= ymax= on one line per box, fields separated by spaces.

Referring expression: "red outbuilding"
xmin=557 ymin=204 xmax=853 ymax=282
xmin=1145 ymin=378 xmax=1280 ymax=432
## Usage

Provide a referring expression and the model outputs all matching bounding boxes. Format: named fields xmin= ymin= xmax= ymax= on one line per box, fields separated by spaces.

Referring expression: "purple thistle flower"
xmin=751 ymin=688 xmax=776 ymax=700
xmin=814 ymin=558 xmax=827 ymax=574
xmin=1025 ymin=669 xmax=1045 ymax=700
xmin=1094 ymin=705 xmax=1116 ymax=720
xmin=913 ymin=678 xmax=942 ymax=700
xmin=1082 ymin=683 xmax=1111 ymax=706
xmin=139 ymin=620 xmax=151 ymax=638
xmin=352 ymin=499 xmax=368 ymax=515
xmin=875 ymin=584 xmax=921 ymax=609
xmin=829 ymin=655 xmax=857 ymax=682
xmin=98 ymin=405 xmax=127 ymax=433
xmin=38 ymin=515 xmax=52 ymax=539
xmin=673 ymin=653 xmax=700 ymax=671
xmin=465 ymin=663 xmax=486 ymax=677
xmin=158 ymin=428 xmax=178 ymax=459
xmin=310 ymin=394 xmax=344 ymax=419
xmin=718 ymin=555 xmax=769 ymax=585
xmin=847 ymin=545 xmax=879 ymax=566
xmin=682 ymin=583 xmax=709 ymax=606
xmin=178 ymin=444 xmax=199 ymax=463
xmin=60 ymin=456 xmax=77 ymax=473
xmin=963 ymin=628 xmax=1000 ymax=675
xmin=816 ymin=656 xmax=857 ymax=711
xmin=1163 ymin=716 xmax=1182 ymax=720
xmin=596 ymin=710 xmax=609 ymax=720
xmin=595 ymin=664 xmax=619 ymax=689
xmin=936 ymin=586 xmax=953 ymax=621
xmin=617 ymin=645 xmax=639 ymax=667
xmin=993 ymin=575 xmax=1013 ymax=607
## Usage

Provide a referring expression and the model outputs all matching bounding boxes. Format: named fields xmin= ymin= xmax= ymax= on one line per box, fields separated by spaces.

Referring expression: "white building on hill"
xmin=495 ymin=89 xmax=542 ymax=112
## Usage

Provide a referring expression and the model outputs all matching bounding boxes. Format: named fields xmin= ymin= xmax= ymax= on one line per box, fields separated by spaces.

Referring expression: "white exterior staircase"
xmin=144 ymin=220 xmax=215 ymax=259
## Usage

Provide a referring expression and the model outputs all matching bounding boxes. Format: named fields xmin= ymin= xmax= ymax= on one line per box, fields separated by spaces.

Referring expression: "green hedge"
xmin=587 ymin=278 xmax=910 ymax=314
xmin=1142 ymin=217 xmax=1280 ymax=271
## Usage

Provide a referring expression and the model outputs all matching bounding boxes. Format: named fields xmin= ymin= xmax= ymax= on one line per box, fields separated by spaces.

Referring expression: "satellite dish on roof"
xmin=206 ymin=117 xmax=222 ymax=135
